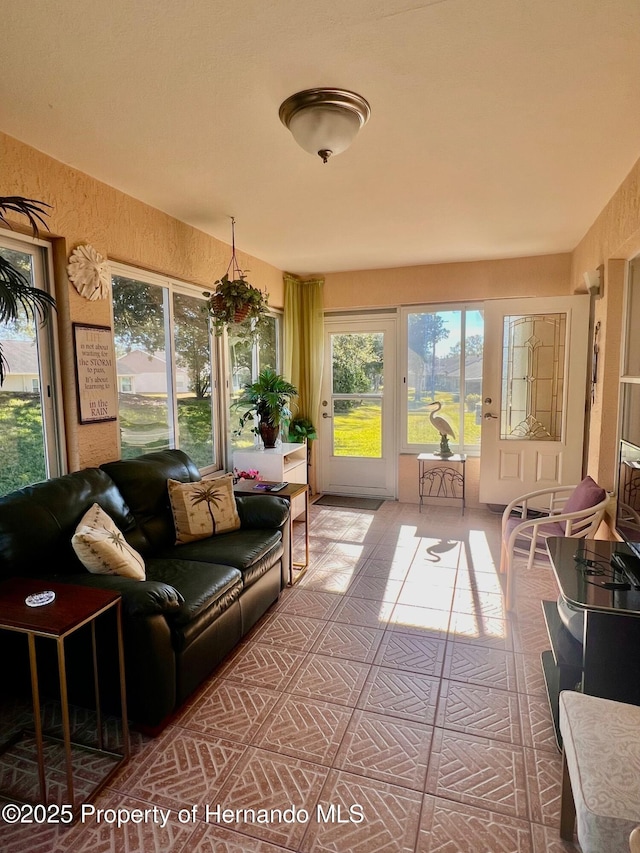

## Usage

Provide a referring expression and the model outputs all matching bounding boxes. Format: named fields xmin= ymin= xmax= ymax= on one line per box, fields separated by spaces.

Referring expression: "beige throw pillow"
xmin=168 ymin=475 xmax=240 ymax=544
xmin=72 ymin=503 xmax=145 ymax=580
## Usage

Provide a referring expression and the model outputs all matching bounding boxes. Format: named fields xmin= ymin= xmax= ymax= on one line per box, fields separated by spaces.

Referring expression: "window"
xmin=229 ymin=314 xmax=281 ymax=449
xmin=0 ymin=234 xmax=64 ymax=495
xmin=402 ymin=305 xmax=484 ymax=453
xmin=111 ymin=265 xmax=221 ymax=472
xmin=621 ymin=258 xmax=640 ymax=447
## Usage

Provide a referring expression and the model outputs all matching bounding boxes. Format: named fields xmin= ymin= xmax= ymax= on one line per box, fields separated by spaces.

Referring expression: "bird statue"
xmin=428 ymin=400 xmax=455 ymax=457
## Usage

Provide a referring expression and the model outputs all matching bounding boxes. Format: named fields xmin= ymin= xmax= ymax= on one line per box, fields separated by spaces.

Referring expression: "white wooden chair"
xmin=500 ymin=477 xmax=608 ymax=609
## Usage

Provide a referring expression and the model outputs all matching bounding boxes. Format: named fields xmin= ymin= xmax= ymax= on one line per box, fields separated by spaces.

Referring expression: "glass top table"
xmin=546 ymin=537 xmax=640 ymax=617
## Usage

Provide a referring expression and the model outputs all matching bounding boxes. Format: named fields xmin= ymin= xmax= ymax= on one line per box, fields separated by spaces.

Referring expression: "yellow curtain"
xmin=283 ymin=273 xmax=324 ymax=431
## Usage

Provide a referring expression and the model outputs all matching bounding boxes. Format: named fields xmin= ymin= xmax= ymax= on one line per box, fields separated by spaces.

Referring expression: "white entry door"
xmin=479 ymin=295 xmax=590 ymax=506
xmin=319 ymin=317 xmax=396 ymax=498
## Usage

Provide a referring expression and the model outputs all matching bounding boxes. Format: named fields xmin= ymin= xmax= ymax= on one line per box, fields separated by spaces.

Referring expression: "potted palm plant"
xmin=234 ymin=368 xmax=298 ymax=448
xmin=0 ymin=196 xmax=56 ymax=384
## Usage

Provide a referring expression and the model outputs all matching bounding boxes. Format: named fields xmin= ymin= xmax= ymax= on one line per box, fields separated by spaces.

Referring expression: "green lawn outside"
xmin=0 ymin=392 xmax=47 ymax=495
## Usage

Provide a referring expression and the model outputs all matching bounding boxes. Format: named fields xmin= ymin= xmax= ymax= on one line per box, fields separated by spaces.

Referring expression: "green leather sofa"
xmin=0 ymin=450 xmax=289 ymax=730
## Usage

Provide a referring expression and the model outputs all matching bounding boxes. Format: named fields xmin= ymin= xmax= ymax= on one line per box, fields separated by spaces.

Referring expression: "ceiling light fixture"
xmin=279 ymin=88 xmax=371 ymax=164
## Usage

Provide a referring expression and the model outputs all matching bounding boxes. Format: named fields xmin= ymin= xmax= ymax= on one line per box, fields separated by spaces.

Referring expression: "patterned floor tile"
xmin=331 ymin=596 xmax=395 ymax=628
xmin=251 ymin=613 xmax=326 ymax=651
xmin=512 ymin=617 xmax=552 ymax=655
xmin=218 ymin=642 xmax=306 ymax=690
xmin=112 ymin=727 xmax=245 ymax=811
xmin=426 ymin=729 xmax=528 ymax=819
xmin=186 ymin=824 xmax=294 ymax=852
xmin=530 ymin=822 xmax=579 ymax=851
xmin=452 ymin=587 xmax=507 ymax=620
xmin=311 ymin=621 xmax=385 ymax=663
xmin=274 ymin=589 xmax=342 ymax=620
xmin=357 ymin=558 xmax=412 ymax=581
xmin=389 ymin=604 xmax=451 ymax=635
xmin=519 ymin=692 xmax=559 ymax=752
xmin=212 ymin=748 xmax=328 ymax=848
xmin=455 ymin=568 xmax=504 ymax=596
xmin=396 ymin=581 xmax=454 ymax=612
xmin=251 ymin=694 xmax=353 ymax=765
xmin=373 ymin=631 xmax=446 ymax=676
xmin=297 ymin=569 xmax=357 ymax=595
xmin=301 ymin=770 xmax=422 ymax=853
xmin=357 ymin=666 xmax=440 ymax=724
xmin=177 ymin=679 xmax=280 ymax=742
xmin=334 ymin=709 xmax=433 ymax=790
xmin=449 ymin=610 xmax=514 ymax=650
xmin=435 ymin=681 xmax=522 ymax=744
xmin=345 ymin=574 xmax=403 ymax=602
xmin=442 ymin=642 xmax=517 ymax=691
xmin=287 ymin=654 xmax=371 ymax=707
xmin=64 ymin=790 xmax=197 ymax=853
xmin=514 ymin=652 xmax=549 ymax=698
xmin=525 ymin=747 xmax=564 ymax=828
xmin=418 ymin=795 xmax=533 ymax=852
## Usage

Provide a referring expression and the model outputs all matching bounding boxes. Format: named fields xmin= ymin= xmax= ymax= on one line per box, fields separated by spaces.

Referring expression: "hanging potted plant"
xmin=234 ymin=368 xmax=298 ymax=449
xmin=204 ymin=217 xmax=270 ymax=341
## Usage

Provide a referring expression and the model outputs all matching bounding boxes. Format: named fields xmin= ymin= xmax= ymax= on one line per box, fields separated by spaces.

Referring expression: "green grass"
xmin=0 ymin=392 xmax=47 ymax=495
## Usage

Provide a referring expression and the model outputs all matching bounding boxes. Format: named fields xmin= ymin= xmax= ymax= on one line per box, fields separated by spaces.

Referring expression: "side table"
xmin=0 ymin=578 xmax=130 ymax=812
xmin=234 ymin=481 xmax=310 ymax=585
xmin=417 ymin=453 xmax=466 ymax=514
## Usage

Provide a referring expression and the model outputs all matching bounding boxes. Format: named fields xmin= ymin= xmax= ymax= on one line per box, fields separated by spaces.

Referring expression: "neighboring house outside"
xmin=0 ymin=339 xmax=39 ymax=392
xmin=116 ymin=349 xmax=189 ymax=394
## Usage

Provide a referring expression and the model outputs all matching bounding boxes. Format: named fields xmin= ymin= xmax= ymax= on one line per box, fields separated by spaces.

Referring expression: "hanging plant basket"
xmin=203 ymin=218 xmax=270 ymax=341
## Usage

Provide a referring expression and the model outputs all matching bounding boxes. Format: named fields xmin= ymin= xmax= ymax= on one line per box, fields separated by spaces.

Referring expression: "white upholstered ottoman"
xmin=559 ymin=691 xmax=640 ymax=852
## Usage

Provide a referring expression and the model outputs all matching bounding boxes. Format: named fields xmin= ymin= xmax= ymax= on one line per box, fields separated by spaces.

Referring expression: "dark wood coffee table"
xmin=0 ymin=577 xmax=129 ymax=812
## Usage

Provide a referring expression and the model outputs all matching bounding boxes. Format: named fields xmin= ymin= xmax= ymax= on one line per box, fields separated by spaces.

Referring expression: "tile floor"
xmin=0 ymin=501 xmax=580 ymax=852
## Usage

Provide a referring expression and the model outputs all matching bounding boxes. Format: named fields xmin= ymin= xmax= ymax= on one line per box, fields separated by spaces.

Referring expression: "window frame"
xmin=0 ymin=230 xmax=66 ymax=486
xmin=110 ymin=262 xmax=225 ymax=475
xmin=400 ymin=302 xmax=484 ymax=456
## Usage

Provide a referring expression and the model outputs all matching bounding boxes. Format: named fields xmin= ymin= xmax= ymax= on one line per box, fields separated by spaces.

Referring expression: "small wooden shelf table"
xmin=234 ymin=481 xmax=310 ymax=585
xmin=417 ymin=453 xmax=466 ymax=515
xmin=0 ymin=578 xmax=129 ymax=812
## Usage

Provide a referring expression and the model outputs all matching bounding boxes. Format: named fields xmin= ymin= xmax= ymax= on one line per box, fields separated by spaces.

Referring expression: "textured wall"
xmin=0 ymin=132 xmax=283 ymax=470
xmin=570 ymin=154 xmax=640 ymax=489
xmin=324 ymin=252 xmax=572 ymax=310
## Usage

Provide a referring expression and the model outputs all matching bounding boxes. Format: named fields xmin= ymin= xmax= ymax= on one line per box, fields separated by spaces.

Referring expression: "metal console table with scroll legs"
xmin=418 ymin=453 xmax=466 ymax=515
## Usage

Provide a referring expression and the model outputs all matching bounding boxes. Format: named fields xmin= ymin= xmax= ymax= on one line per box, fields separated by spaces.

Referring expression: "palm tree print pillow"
xmin=72 ymin=503 xmax=145 ymax=580
xmin=168 ymin=475 xmax=241 ymax=544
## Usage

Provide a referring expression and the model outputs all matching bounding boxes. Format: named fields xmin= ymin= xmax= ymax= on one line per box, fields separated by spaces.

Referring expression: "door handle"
xmin=483 ymin=412 xmax=498 ymax=420
xmin=322 ymin=412 xmax=332 ymax=419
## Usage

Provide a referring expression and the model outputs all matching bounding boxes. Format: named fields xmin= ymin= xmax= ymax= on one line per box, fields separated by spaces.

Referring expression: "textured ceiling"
xmin=2 ymin=0 xmax=640 ymax=273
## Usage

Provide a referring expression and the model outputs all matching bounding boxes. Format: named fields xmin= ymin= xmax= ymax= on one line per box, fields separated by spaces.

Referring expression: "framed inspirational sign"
xmin=73 ymin=323 xmax=118 ymax=424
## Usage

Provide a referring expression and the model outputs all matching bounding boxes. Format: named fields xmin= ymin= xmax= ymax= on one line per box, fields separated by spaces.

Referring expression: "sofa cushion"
xmin=0 ymin=468 xmax=136 ymax=579
xmin=168 ymin=475 xmax=240 ymax=543
xmin=145 ymin=558 xmax=242 ymax=628
xmin=72 ymin=504 xmax=146 ymax=580
xmin=157 ymin=528 xmax=283 ymax=587
xmin=101 ymin=450 xmax=201 ymax=553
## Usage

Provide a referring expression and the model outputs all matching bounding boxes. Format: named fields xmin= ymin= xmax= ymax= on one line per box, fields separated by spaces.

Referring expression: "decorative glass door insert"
xmin=501 ymin=312 xmax=566 ymax=441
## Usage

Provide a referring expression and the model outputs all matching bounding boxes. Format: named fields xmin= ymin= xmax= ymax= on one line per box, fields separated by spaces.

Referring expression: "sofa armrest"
xmin=51 ymin=574 xmax=184 ymax=617
xmin=236 ymin=495 xmax=290 ymax=530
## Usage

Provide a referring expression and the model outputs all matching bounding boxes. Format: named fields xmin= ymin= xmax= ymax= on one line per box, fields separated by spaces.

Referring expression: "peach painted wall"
xmin=0 ymin=132 xmax=283 ymax=471
xmin=571 ymin=154 xmax=640 ymax=491
xmin=324 ymin=252 xmax=572 ymax=310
